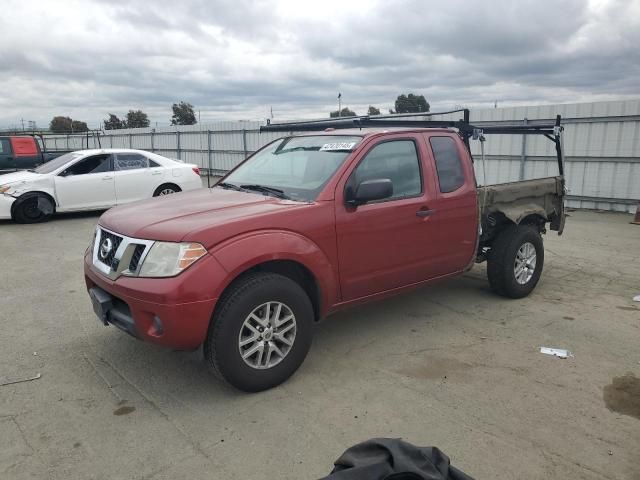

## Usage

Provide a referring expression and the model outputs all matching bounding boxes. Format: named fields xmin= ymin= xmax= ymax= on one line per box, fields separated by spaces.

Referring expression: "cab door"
xmin=334 ymin=134 xmax=441 ymax=301
xmin=420 ymin=134 xmax=478 ymax=276
xmin=54 ymin=154 xmax=116 ymax=210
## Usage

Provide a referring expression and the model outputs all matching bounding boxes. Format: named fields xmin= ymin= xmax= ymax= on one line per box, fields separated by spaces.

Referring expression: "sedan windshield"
xmin=35 ymin=152 xmax=82 ymax=174
xmin=222 ymin=135 xmax=362 ymax=202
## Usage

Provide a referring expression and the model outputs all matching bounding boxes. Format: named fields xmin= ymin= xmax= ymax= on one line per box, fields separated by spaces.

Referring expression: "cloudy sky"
xmin=1 ymin=0 xmax=639 ymax=129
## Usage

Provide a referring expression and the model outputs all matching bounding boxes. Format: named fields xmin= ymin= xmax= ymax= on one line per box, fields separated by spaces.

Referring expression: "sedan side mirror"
xmin=347 ymin=178 xmax=393 ymax=206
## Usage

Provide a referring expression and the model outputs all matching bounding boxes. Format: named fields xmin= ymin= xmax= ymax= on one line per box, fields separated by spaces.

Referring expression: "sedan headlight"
xmin=138 ymin=242 xmax=207 ymax=277
xmin=0 ymin=185 xmax=11 ymax=194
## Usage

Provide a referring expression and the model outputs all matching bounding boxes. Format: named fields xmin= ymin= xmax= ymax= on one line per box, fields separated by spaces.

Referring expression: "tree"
xmin=125 ymin=110 xmax=150 ymax=128
xmin=49 ymin=116 xmax=72 ymax=133
xmin=49 ymin=116 xmax=88 ymax=133
xmin=394 ymin=93 xmax=430 ymax=114
xmin=71 ymin=120 xmax=88 ymax=132
xmin=171 ymin=101 xmax=197 ymax=125
xmin=329 ymin=107 xmax=357 ymax=118
xmin=367 ymin=106 xmax=380 ymax=115
xmin=104 ymin=114 xmax=126 ymax=130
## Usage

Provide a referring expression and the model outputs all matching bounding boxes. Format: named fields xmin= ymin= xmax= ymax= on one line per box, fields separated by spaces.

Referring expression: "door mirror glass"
xmin=348 ymin=178 xmax=393 ymax=206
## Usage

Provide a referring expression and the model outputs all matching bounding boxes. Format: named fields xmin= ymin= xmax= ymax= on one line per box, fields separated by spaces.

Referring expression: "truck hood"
xmin=99 ymin=187 xmax=310 ymax=247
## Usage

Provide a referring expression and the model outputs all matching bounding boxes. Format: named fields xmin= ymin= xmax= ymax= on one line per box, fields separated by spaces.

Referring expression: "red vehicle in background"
xmin=0 ymin=135 xmax=68 ymax=173
xmin=84 ymin=111 xmax=566 ymax=392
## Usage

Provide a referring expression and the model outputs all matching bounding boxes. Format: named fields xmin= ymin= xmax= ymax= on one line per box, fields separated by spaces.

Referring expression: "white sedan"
xmin=0 ymin=149 xmax=203 ymax=223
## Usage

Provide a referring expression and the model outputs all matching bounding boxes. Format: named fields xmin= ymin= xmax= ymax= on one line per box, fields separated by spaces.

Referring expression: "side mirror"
xmin=348 ymin=178 xmax=393 ymax=206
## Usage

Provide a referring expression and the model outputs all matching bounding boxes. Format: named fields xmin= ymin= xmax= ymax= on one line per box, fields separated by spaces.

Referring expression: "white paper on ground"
xmin=540 ymin=347 xmax=572 ymax=359
xmin=633 ymin=295 xmax=640 ymax=302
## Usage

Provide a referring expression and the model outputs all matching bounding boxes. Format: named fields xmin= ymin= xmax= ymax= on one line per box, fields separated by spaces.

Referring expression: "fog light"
xmin=149 ymin=315 xmax=164 ymax=336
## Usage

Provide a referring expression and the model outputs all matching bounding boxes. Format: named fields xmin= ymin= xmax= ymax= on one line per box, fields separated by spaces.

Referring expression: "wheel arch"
xmin=210 ymin=231 xmax=339 ymax=322
xmin=153 ymin=183 xmax=182 ymax=196
xmin=216 ymin=259 xmax=322 ymax=322
xmin=10 ymin=190 xmax=57 ymax=219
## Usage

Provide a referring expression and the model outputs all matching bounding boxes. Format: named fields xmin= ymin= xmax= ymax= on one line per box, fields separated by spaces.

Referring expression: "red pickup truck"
xmin=84 ymin=112 xmax=566 ymax=392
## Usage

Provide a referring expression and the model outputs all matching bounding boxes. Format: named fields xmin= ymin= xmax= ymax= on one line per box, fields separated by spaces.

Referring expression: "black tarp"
xmin=320 ymin=438 xmax=474 ymax=480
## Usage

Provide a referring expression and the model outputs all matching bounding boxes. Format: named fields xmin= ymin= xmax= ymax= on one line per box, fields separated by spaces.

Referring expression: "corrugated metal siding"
xmin=40 ymin=99 xmax=640 ymax=212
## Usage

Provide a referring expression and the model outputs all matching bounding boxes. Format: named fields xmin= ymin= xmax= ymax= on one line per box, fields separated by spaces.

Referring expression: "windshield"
xmin=222 ymin=135 xmax=362 ymax=202
xmin=34 ymin=152 xmax=82 ymax=174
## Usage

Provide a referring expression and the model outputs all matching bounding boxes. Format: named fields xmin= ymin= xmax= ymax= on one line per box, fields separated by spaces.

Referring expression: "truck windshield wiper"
xmin=216 ymin=181 xmax=245 ymax=192
xmin=240 ymin=184 xmax=289 ymax=199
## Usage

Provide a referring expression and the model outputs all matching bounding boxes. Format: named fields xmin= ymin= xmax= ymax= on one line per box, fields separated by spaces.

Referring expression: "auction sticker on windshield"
xmin=320 ymin=142 xmax=356 ymax=151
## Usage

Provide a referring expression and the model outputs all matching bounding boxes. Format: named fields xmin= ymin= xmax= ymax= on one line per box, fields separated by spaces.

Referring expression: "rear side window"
xmin=10 ymin=137 xmax=38 ymax=156
xmin=115 ymin=153 xmax=149 ymax=171
xmin=352 ymin=140 xmax=422 ymax=200
xmin=430 ymin=137 xmax=465 ymax=193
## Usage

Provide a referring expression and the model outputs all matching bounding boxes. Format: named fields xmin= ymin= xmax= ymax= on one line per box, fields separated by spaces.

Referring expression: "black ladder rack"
xmin=260 ymin=109 xmax=565 ymax=176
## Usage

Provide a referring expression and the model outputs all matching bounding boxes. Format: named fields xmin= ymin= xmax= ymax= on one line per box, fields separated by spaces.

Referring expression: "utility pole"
xmin=21 ymin=118 xmax=25 ymax=131
xmin=198 ymin=110 xmax=201 ymax=124
xmin=337 ymin=93 xmax=342 ymax=117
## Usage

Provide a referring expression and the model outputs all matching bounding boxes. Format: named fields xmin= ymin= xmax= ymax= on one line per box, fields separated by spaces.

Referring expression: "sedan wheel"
xmin=153 ymin=184 xmax=181 ymax=197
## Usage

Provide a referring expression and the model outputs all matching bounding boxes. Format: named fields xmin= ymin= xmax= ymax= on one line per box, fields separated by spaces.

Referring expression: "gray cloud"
xmin=0 ymin=0 xmax=638 ymax=129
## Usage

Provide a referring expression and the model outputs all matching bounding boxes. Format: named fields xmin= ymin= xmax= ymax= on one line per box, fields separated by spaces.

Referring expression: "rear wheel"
xmin=204 ymin=272 xmax=314 ymax=392
xmin=487 ymin=225 xmax=544 ymax=298
xmin=153 ymin=184 xmax=181 ymax=197
xmin=13 ymin=193 xmax=54 ymax=224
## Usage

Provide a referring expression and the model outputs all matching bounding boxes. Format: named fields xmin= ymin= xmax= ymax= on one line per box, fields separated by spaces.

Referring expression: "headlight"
xmin=0 ymin=185 xmax=11 ymax=194
xmin=138 ymin=242 xmax=207 ymax=277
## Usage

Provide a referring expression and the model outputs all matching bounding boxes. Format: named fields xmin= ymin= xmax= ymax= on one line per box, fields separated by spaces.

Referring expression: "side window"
xmin=115 ymin=153 xmax=149 ymax=171
xmin=149 ymin=159 xmax=160 ymax=167
xmin=430 ymin=137 xmax=465 ymax=193
xmin=65 ymin=155 xmax=112 ymax=176
xmin=351 ymin=140 xmax=422 ymax=200
xmin=0 ymin=139 xmax=10 ymax=155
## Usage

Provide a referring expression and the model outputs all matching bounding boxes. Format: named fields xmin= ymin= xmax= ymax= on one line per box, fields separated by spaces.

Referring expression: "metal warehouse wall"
xmin=43 ymin=99 xmax=640 ymax=212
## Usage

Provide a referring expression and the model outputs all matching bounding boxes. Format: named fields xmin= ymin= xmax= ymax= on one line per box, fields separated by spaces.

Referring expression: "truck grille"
xmin=97 ymin=230 xmax=123 ymax=269
xmin=128 ymin=244 xmax=146 ymax=272
xmin=92 ymin=226 xmax=155 ymax=280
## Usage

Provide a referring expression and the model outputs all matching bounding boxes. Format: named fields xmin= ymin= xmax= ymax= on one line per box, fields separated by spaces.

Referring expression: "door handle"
xmin=102 ymin=176 xmax=113 ymax=180
xmin=416 ymin=209 xmax=435 ymax=217
xmin=151 ymin=171 xmax=162 ymax=175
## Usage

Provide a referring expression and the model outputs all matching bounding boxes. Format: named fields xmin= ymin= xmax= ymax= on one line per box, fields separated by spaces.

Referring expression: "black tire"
xmin=204 ymin=272 xmax=314 ymax=392
xmin=153 ymin=184 xmax=181 ymax=197
xmin=13 ymin=193 xmax=54 ymax=224
xmin=487 ymin=225 xmax=544 ymax=298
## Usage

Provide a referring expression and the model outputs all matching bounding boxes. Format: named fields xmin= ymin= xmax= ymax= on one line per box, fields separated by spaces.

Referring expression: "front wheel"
xmin=13 ymin=193 xmax=54 ymax=223
xmin=204 ymin=272 xmax=314 ymax=392
xmin=487 ymin=225 xmax=544 ymax=298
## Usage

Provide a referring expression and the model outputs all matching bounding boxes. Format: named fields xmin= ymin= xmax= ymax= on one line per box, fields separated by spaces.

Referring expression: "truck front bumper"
xmin=84 ymin=252 xmax=221 ymax=350
xmin=0 ymin=195 xmax=14 ymax=219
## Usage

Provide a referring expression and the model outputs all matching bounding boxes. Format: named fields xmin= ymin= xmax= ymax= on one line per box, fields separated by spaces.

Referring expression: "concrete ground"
xmin=1 ymin=209 xmax=639 ymax=480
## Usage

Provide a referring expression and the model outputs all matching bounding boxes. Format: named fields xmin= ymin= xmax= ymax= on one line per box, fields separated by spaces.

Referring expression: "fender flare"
xmin=210 ymin=230 xmax=339 ymax=317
